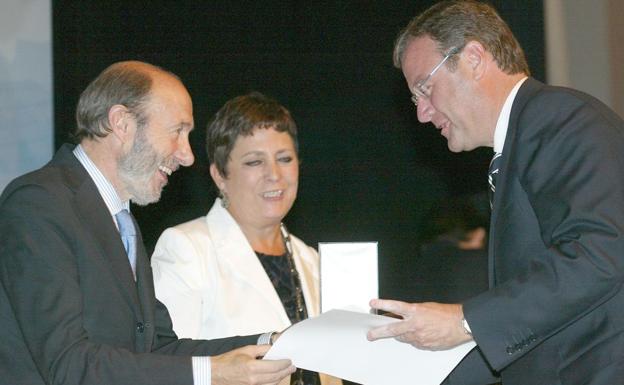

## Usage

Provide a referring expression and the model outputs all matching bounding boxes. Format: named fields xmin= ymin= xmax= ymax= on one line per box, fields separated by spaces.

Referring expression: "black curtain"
xmin=53 ymin=0 xmax=544 ymax=301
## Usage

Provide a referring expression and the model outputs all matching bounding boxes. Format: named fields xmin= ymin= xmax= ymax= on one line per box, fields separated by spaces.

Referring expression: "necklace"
xmin=280 ymin=223 xmax=307 ymax=385
xmin=280 ymin=223 xmax=305 ymax=320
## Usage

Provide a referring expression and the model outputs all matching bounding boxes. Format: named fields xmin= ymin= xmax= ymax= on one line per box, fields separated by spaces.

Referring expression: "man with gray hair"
xmin=0 ymin=60 xmax=294 ymax=385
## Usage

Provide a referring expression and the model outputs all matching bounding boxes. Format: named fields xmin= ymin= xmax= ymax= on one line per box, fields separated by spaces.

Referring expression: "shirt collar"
xmin=73 ymin=144 xmax=130 ymax=217
xmin=493 ymin=77 xmax=528 ymax=154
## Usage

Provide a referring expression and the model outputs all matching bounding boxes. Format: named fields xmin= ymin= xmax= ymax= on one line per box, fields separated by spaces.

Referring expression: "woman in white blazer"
xmin=152 ymin=92 xmax=341 ymax=385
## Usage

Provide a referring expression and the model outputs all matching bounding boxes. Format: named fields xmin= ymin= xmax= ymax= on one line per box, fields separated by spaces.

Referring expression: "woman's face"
xmin=211 ymin=127 xmax=299 ymax=229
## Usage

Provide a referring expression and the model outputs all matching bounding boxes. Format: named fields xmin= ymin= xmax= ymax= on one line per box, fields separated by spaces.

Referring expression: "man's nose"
xmin=417 ymin=98 xmax=435 ymax=123
xmin=177 ymin=135 xmax=195 ymax=167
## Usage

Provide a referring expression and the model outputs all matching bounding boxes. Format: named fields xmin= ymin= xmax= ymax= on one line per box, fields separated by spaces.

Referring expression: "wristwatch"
xmin=461 ymin=317 xmax=472 ymax=335
xmin=269 ymin=331 xmax=278 ymax=345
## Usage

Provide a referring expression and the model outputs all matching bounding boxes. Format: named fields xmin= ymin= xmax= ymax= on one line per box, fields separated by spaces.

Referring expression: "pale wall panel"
xmin=0 ymin=0 xmax=53 ymax=190
xmin=545 ymin=0 xmax=623 ymax=117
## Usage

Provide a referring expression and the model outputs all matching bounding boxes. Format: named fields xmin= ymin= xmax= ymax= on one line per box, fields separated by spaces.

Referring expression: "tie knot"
xmin=115 ymin=209 xmax=136 ymax=237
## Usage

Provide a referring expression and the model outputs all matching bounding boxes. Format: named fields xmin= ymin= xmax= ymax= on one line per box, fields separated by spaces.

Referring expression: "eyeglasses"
xmin=411 ymin=47 xmax=459 ymax=107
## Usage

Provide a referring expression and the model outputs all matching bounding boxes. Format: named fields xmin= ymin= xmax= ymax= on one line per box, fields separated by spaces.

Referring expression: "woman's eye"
xmin=278 ymin=156 xmax=293 ymax=163
xmin=244 ymin=160 xmax=262 ymax=166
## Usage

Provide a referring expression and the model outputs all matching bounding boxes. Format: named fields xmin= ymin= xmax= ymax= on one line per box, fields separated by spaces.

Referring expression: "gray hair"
xmin=74 ymin=61 xmax=177 ymax=141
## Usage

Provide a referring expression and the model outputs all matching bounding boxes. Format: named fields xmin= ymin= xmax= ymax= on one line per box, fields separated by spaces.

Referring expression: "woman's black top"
xmin=256 ymin=251 xmax=320 ymax=385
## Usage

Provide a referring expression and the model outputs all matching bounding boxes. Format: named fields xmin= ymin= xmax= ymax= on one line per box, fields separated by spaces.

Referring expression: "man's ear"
xmin=209 ymin=163 xmax=226 ymax=192
xmin=108 ymin=104 xmax=133 ymax=143
xmin=463 ymin=40 xmax=487 ymax=80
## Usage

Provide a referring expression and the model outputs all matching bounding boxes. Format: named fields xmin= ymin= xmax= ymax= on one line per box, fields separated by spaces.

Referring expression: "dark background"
xmin=53 ymin=1 xmax=544 ymax=301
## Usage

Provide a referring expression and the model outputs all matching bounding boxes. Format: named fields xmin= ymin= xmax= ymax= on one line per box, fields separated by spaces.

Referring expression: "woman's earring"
xmin=219 ymin=190 xmax=230 ymax=209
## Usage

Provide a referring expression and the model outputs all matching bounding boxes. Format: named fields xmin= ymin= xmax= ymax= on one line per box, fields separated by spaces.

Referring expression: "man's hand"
xmin=211 ymin=345 xmax=295 ymax=385
xmin=367 ymin=299 xmax=473 ymax=350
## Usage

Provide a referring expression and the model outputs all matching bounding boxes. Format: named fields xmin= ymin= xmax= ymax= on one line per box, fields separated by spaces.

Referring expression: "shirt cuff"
xmin=192 ymin=356 xmax=211 ymax=385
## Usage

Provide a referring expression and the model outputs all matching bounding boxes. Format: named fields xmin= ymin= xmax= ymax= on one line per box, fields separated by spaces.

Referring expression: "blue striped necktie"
xmin=116 ymin=209 xmax=137 ymax=280
xmin=488 ymin=152 xmax=502 ymax=209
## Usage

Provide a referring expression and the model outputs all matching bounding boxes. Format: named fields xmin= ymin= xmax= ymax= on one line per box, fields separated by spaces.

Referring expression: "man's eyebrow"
xmin=170 ymin=122 xmax=194 ymax=132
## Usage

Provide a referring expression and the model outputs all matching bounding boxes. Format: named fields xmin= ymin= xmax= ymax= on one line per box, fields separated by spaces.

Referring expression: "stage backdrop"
xmin=53 ymin=1 xmax=544 ymax=301
xmin=0 ymin=0 xmax=53 ymax=190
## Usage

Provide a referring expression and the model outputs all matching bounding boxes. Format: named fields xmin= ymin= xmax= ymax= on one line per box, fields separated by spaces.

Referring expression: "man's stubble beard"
xmin=118 ymin=127 xmax=163 ymax=206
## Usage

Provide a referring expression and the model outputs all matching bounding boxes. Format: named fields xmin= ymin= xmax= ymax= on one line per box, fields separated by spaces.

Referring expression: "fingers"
xmin=367 ymin=323 xmax=395 ymax=341
xmin=369 ymin=298 xmax=410 ymax=316
xmin=367 ymin=318 xmax=412 ymax=341
xmin=254 ymin=358 xmax=293 ymax=372
xmin=252 ymin=360 xmax=296 ymax=385
xmin=368 ymin=302 xmax=471 ymax=350
xmin=249 ymin=358 xmax=296 ymax=385
xmin=247 ymin=345 xmax=293 ymax=377
xmin=241 ymin=345 xmax=293 ymax=370
xmin=367 ymin=299 xmax=416 ymax=341
xmin=211 ymin=345 xmax=295 ymax=385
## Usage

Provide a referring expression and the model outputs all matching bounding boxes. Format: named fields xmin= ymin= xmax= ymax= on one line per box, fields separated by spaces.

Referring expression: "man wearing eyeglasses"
xmin=367 ymin=1 xmax=624 ymax=385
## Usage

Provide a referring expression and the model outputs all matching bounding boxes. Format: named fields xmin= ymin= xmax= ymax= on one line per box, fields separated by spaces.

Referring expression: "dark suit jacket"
xmin=0 ymin=144 xmax=258 ymax=385
xmin=448 ymin=78 xmax=624 ymax=385
xmin=412 ymin=240 xmax=488 ymax=303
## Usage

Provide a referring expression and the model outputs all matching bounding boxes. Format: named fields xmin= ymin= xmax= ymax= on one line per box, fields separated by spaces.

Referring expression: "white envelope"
xmin=319 ymin=242 xmax=378 ymax=313
xmin=265 ymin=309 xmax=476 ymax=385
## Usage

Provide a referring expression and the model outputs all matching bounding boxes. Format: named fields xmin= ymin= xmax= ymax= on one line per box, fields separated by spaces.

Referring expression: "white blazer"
xmin=152 ymin=199 xmax=341 ymax=384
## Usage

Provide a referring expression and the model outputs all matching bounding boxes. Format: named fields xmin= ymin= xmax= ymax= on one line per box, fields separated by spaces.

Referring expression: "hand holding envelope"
xmin=367 ymin=299 xmax=474 ymax=350
xmin=264 ymin=309 xmax=476 ymax=385
xmin=272 ymin=242 xmax=476 ymax=384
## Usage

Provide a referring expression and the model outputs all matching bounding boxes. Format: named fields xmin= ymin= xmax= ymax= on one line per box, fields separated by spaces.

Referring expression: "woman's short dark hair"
xmin=206 ymin=92 xmax=298 ymax=178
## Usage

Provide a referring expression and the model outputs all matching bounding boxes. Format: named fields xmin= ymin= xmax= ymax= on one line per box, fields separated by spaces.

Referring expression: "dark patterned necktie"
xmin=488 ymin=152 xmax=502 ymax=209
xmin=116 ymin=209 xmax=137 ymax=280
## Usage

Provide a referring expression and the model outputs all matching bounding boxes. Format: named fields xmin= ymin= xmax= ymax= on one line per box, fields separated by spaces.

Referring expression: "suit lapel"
xmin=488 ymin=78 xmax=544 ymax=286
xmin=61 ymin=146 xmax=142 ymax=313
xmin=207 ymin=202 xmax=290 ymax=323
xmin=135 ymin=226 xmax=157 ymax=351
